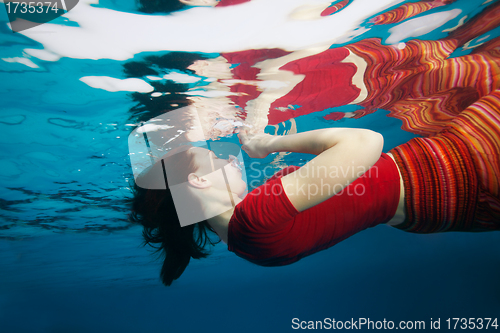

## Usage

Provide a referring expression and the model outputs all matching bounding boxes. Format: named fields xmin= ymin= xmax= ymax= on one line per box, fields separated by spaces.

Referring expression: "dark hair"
xmin=136 ymin=0 xmax=187 ymax=14
xmin=130 ymin=148 xmax=219 ymax=286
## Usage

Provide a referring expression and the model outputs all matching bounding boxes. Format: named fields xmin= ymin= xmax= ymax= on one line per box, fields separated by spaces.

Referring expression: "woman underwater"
xmin=131 ymin=87 xmax=500 ymax=286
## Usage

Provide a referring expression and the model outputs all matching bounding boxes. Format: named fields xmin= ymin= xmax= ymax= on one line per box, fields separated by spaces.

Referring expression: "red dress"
xmin=227 ymin=153 xmax=401 ymax=266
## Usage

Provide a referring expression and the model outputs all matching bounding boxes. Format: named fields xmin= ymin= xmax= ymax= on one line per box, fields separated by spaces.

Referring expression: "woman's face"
xmin=189 ymin=147 xmax=246 ymax=195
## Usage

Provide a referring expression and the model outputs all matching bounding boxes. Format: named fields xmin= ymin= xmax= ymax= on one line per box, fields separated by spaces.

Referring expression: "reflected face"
xmin=189 ymin=147 xmax=246 ymax=195
xmin=187 ymin=58 xmax=232 ymax=79
xmin=179 ymin=0 xmax=219 ymax=7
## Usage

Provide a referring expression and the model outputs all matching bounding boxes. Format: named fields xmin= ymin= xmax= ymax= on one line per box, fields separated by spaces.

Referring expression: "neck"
xmin=194 ymin=188 xmax=243 ymax=243
xmin=209 ymin=193 xmax=243 ymax=244
xmin=207 ymin=207 xmax=234 ymax=244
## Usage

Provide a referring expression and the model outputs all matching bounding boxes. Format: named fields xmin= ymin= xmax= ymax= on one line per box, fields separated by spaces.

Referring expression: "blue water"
xmin=1 ymin=0 xmax=499 ymax=332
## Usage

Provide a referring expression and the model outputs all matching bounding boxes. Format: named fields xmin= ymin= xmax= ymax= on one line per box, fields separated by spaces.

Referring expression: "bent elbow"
xmin=373 ymin=131 xmax=384 ymax=150
xmin=362 ymin=129 xmax=384 ymax=148
xmin=359 ymin=130 xmax=384 ymax=158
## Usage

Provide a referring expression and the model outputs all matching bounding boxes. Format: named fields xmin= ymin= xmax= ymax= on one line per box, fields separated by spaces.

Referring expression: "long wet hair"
xmin=130 ymin=148 xmax=219 ymax=286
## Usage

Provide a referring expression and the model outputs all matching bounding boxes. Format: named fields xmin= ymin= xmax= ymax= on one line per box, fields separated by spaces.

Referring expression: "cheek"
xmin=235 ymin=178 xmax=248 ymax=196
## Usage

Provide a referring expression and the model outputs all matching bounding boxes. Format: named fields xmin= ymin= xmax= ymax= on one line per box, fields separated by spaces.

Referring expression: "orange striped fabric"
xmin=346 ymin=38 xmax=500 ymax=135
xmin=390 ymin=90 xmax=500 ymax=233
xmin=446 ymin=90 xmax=500 ymax=228
xmin=371 ymin=2 xmax=437 ymax=25
xmin=370 ymin=0 xmax=458 ymax=25
xmin=447 ymin=1 xmax=500 ymax=49
xmin=386 ymin=87 xmax=479 ymax=137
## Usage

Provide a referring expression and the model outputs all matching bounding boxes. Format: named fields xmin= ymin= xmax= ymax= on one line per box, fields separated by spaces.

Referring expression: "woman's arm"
xmin=238 ymin=128 xmax=384 ymax=212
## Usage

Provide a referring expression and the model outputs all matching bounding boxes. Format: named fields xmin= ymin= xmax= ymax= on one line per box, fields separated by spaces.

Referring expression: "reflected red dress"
xmin=222 ymin=47 xmax=361 ymax=125
xmin=216 ymin=0 xmax=251 ymax=7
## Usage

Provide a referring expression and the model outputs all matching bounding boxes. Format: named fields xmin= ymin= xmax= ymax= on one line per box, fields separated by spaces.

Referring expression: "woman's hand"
xmin=237 ymin=128 xmax=276 ymax=159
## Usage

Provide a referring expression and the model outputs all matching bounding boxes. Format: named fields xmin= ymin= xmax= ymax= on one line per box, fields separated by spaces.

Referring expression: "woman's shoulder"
xmin=233 ymin=167 xmax=300 ymax=221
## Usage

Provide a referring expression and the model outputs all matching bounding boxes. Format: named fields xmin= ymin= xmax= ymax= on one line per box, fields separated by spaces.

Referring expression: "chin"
xmin=229 ymin=180 xmax=247 ymax=197
xmin=236 ymin=182 xmax=248 ymax=197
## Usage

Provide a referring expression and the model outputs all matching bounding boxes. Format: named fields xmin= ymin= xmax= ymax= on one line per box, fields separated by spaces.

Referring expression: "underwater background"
xmin=0 ymin=0 xmax=499 ymax=332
